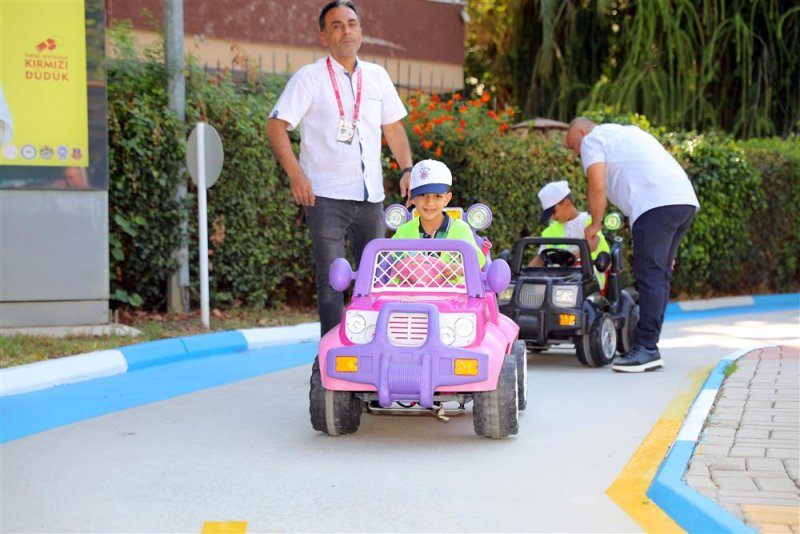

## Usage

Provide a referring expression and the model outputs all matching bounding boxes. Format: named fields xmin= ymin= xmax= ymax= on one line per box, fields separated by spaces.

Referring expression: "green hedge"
xmin=738 ymin=137 xmax=800 ymax=292
xmin=107 ymin=50 xmax=799 ymax=310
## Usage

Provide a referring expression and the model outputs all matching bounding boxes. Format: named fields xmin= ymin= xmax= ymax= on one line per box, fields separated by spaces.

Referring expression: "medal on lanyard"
xmin=327 ymin=57 xmax=362 ymax=145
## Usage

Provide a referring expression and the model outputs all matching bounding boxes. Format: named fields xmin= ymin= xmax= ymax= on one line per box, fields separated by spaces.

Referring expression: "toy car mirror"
xmin=498 ymin=249 xmax=512 ymax=262
xmin=384 ymin=204 xmax=410 ymax=230
xmin=603 ymin=212 xmax=623 ymax=231
xmin=466 ymin=204 xmax=493 ymax=231
xmin=329 ymin=258 xmax=355 ymax=292
xmin=485 ymin=258 xmax=511 ymax=293
xmin=594 ymin=251 xmax=611 ymax=272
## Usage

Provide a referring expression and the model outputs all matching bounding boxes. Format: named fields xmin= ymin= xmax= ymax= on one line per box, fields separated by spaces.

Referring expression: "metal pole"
xmin=196 ymin=123 xmax=210 ymax=329
xmin=165 ymin=0 xmax=189 ymax=313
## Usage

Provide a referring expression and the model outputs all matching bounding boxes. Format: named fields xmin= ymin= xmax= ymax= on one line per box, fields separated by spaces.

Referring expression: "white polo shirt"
xmin=580 ymin=124 xmax=699 ymax=224
xmin=270 ymin=56 xmax=407 ymax=203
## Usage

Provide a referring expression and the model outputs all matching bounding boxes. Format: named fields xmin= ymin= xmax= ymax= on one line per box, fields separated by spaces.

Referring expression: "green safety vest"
xmin=392 ymin=216 xmax=486 ymax=268
xmin=541 ymin=215 xmax=609 ymax=287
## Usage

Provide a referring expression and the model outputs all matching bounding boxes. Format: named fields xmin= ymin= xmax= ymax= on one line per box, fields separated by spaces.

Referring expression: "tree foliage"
xmin=466 ymin=0 xmax=799 ymax=138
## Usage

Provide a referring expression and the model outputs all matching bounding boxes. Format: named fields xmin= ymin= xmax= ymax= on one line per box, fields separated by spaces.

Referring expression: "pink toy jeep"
xmin=309 ymin=205 xmax=526 ymax=438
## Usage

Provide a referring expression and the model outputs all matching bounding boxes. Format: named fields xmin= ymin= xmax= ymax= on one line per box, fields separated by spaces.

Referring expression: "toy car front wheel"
xmin=473 ymin=353 xmax=519 ymax=438
xmin=574 ymin=313 xmax=617 ymax=367
xmin=514 ymin=340 xmax=528 ymax=411
xmin=309 ymin=356 xmax=362 ymax=436
xmin=617 ymin=303 xmax=640 ymax=354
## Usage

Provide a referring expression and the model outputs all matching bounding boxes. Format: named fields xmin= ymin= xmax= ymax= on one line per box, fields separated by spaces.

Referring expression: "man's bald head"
xmin=564 ymin=117 xmax=597 ymax=158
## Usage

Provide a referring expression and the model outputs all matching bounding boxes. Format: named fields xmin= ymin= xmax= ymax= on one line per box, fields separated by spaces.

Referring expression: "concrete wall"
xmin=0 ymin=190 xmax=109 ymax=328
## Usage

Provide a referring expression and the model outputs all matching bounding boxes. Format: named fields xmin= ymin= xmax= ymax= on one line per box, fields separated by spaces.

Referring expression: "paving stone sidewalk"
xmin=686 ymin=343 xmax=800 ymax=533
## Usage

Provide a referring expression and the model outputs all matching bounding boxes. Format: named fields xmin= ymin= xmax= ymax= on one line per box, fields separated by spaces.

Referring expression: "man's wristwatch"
xmin=400 ymin=167 xmax=413 ymax=177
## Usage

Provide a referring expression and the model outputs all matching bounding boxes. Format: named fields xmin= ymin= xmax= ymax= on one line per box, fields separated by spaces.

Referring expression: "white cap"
xmin=538 ymin=180 xmax=571 ymax=223
xmin=410 ymin=159 xmax=452 ymax=198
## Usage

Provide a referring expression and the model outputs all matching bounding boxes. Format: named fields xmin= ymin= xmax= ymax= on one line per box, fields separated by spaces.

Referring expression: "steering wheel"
xmin=539 ymin=248 xmax=577 ymax=267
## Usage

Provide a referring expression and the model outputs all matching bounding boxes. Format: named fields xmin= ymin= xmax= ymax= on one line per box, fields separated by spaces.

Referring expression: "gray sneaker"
xmin=611 ymin=346 xmax=664 ymax=373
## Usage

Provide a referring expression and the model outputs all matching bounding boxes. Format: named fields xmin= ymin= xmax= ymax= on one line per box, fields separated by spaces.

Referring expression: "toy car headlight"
xmin=346 ymin=311 xmax=366 ymax=334
xmin=454 ymin=316 xmax=475 ymax=337
xmin=466 ymin=204 xmax=493 ymax=231
xmin=498 ymin=287 xmax=513 ymax=305
xmin=384 ymin=204 xmax=410 ymax=230
xmin=603 ymin=212 xmax=623 ymax=231
xmin=552 ymin=286 xmax=578 ymax=307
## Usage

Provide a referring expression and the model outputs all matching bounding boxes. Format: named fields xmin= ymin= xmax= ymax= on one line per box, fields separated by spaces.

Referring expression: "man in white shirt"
xmin=267 ymin=0 xmax=413 ymax=335
xmin=565 ymin=117 xmax=700 ymax=373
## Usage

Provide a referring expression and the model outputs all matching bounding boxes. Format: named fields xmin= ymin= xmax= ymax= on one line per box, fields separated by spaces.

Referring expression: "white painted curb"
xmin=239 ymin=322 xmax=321 ymax=349
xmin=0 ymin=349 xmax=128 ymax=397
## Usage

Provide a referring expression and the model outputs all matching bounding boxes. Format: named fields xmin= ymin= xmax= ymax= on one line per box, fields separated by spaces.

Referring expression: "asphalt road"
xmin=1 ymin=309 xmax=797 ymax=533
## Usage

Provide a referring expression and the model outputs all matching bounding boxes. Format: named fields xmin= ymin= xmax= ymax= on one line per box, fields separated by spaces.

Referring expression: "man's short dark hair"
xmin=319 ymin=0 xmax=360 ymax=31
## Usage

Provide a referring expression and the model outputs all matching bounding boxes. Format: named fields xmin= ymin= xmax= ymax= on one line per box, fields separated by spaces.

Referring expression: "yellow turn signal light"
xmin=559 ymin=314 xmax=577 ymax=326
xmin=454 ymin=358 xmax=479 ymax=376
xmin=335 ymin=356 xmax=358 ymax=372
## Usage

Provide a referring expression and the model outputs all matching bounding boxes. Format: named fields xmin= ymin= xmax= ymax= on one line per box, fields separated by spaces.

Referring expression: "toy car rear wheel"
xmin=574 ymin=313 xmax=617 ymax=367
xmin=473 ymin=353 xmax=519 ymax=438
xmin=309 ymin=356 xmax=362 ymax=436
xmin=514 ymin=340 xmax=528 ymax=411
xmin=617 ymin=303 xmax=640 ymax=354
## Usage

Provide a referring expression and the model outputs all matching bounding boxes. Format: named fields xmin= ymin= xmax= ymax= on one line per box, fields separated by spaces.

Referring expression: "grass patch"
xmin=723 ymin=361 xmax=739 ymax=378
xmin=0 ymin=307 xmax=317 ymax=369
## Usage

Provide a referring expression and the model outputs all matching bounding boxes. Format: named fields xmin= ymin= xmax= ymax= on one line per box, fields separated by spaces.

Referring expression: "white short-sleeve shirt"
xmin=270 ymin=56 xmax=407 ymax=203
xmin=580 ymin=124 xmax=699 ymax=224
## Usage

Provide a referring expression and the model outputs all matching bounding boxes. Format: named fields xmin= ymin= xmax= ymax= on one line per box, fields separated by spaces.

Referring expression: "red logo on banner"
xmin=35 ymin=38 xmax=57 ymax=52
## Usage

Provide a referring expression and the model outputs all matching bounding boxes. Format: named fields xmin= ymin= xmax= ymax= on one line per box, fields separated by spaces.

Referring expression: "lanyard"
xmin=326 ymin=57 xmax=362 ymax=123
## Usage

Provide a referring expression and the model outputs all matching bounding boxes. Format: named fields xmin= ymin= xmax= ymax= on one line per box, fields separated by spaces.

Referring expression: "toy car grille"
xmin=519 ymin=283 xmax=546 ymax=308
xmin=372 ymin=250 xmax=467 ymax=293
xmin=387 ymin=312 xmax=428 ymax=346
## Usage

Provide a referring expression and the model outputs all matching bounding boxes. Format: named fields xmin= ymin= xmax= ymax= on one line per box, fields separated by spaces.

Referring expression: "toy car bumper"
xmin=326 ymin=302 xmax=489 ymax=408
xmin=500 ymin=304 xmax=586 ymax=345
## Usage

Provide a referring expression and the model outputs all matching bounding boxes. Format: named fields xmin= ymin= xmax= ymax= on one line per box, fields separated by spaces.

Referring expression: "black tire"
xmin=514 ymin=340 xmax=528 ymax=411
xmin=617 ymin=303 xmax=640 ymax=354
xmin=309 ymin=356 xmax=362 ymax=436
xmin=574 ymin=313 xmax=617 ymax=367
xmin=473 ymin=353 xmax=519 ymax=438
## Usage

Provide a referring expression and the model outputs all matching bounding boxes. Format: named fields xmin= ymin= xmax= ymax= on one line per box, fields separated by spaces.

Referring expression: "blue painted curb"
xmin=122 ymin=331 xmax=248 ymax=371
xmin=646 ymin=352 xmax=759 ymax=533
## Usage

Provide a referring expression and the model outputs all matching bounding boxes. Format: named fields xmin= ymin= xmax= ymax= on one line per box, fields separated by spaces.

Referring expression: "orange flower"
xmin=390 ymin=161 xmax=399 ymax=169
xmin=431 ymin=94 xmax=441 ymax=102
xmin=428 ymin=102 xmax=437 ymax=110
xmin=409 ymin=97 xmax=419 ymax=108
xmin=434 ymin=147 xmax=442 ymax=157
xmin=445 ymin=100 xmax=453 ymax=111
xmin=459 ymin=105 xmax=468 ymax=114
xmin=453 ymin=93 xmax=463 ymax=101
xmin=459 ymin=119 xmax=466 ymax=128
xmin=505 ymin=108 xmax=516 ymax=117
xmin=413 ymin=125 xmax=423 ymax=136
xmin=422 ymin=140 xmax=433 ymax=149
xmin=480 ymin=92 xmax=491 ymax=103
xmin=500 ymin=122 xmax=509 ymax=132
xmin=487 ymin=110 xmax=498 ymax=119
xmin=381 ymin=136 xmax=388 ymax=146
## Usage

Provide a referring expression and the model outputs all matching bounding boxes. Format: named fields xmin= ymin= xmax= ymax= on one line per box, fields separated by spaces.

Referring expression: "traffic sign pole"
xmin=197 ymin=123 xmax=210 ymax=329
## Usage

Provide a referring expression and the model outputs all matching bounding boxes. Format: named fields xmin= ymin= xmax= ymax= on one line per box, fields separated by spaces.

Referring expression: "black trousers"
xmin=303 ymin=197 xmax=384 ymax=336
xmin=631 ymin=204 xmax=697 ymax=349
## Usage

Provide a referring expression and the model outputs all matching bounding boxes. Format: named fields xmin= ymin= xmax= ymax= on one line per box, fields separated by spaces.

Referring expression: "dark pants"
xmin=303 ymin=197 xmax=384 ymax=335
xmin=631 ymin=205 xmax=696 ymax=349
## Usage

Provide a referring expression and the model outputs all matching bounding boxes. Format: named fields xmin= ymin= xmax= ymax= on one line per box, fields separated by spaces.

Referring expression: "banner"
xmin=0 ymin=0 xmax=89 ymax=168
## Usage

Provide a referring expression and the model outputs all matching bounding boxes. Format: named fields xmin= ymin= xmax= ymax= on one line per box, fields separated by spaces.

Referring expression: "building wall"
xmin=106 ymin=0 xmax=467 ymax=92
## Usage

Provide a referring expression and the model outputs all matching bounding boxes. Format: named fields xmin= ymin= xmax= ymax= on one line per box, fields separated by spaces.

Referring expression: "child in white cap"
xmin=531 ymin=180 xmax=609 ymax=284
xmin=392 ymin=159 xmax=485 ymax=268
